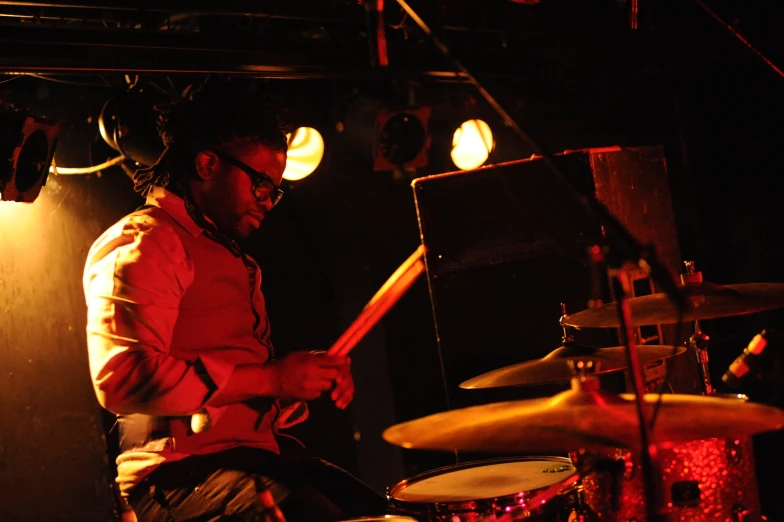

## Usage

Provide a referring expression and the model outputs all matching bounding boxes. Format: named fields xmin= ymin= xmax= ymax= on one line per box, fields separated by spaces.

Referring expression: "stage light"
xmin=99 ymin=86 xmax=165 ymax=167
xmin=451 ymin=119 xmax=494 ymax=170
xmin=374 ymin=107 xmax=431 ymax=171
xmin=282 ymin=127 xmax=324 ymax=181
xmin=0 ymin=105 xmax=59 ymax=203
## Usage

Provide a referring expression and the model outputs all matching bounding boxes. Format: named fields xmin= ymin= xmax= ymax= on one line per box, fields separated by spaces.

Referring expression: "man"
xmin=83 ymin=77 xmax=387 ymax=521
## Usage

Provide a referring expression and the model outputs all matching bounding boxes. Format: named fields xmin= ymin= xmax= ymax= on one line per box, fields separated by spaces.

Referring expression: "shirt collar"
xmin=145 ymin=186 xmax=204 ymax=238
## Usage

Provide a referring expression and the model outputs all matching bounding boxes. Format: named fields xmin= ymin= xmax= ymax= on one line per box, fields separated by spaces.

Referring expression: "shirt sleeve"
xmin=83 ymin=215 xmax=234 ymax=416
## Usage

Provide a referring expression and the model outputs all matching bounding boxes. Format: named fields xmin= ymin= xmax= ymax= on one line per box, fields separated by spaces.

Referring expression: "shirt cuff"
xmin=196 ymin=354 xmax=235 ymax=427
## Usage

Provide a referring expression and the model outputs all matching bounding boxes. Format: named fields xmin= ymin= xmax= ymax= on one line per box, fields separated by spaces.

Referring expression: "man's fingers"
xmin=331 ymin=377 xmax=351 ymax=400
xmin=312 ymin=355 xmax=350 ymax=368
xmin=313 ymin=368 xmax=340 ymax=383
xmin=335 ymin=389 xmax=354 ymax=409
xmin=308 ymin=378 xmax=334 ymax=392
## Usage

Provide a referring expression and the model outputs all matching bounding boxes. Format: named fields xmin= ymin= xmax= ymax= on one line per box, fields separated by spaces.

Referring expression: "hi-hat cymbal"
xmin=460 ymin=344 xmax=685 ymax=389
xmin=383 ymin=385 xmax=784 ymax=453
xmin=563 ymin=282 xmax=784 ymax=328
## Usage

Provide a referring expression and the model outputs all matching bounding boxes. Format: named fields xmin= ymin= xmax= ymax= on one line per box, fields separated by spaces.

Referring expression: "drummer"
xmin=82 ymin=76 xmax=388 ymax=521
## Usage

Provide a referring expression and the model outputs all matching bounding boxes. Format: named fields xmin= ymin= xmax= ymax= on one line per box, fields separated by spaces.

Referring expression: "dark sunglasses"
xmin=209 ymin=149 xmax=284 ymax=207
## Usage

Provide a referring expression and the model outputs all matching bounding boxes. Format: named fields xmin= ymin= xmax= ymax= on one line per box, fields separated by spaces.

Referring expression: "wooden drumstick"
xmin=327 ymin=244 xmax=426 ymax=357
xmin=193 ymin=244 xmax=426 ymax=434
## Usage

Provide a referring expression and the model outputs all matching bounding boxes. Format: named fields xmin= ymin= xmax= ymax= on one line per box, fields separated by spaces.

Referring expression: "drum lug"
xmin=568 ymin=510 xmax=588 ymax=522
xmin=726 ymin=438 xmax=743 ymax=466
xmin=621 ymin=450 xmax=635 ymax=481
xmin=732 ymin=504 xmax=750 ymax=522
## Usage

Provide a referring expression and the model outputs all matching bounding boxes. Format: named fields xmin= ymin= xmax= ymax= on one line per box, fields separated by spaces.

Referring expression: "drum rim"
xmin=340 ymin=513 xmax=417 ymax=522
xmin=386 ymin=455 xmax=575 ymax=514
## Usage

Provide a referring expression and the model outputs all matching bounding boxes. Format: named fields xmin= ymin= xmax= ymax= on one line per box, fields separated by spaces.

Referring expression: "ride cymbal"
xmin=563 ymin=282 xmax=784 ymax=328
xmin=383 ymin=383 xmax=784 ymax=453
xmin=460 ymin=344 xmax=685 ymax=389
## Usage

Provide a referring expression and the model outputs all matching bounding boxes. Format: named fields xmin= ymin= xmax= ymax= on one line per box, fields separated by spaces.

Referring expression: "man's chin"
xmin=232 ymin=226 xmax=253 ymax=240
xmin=247 ymin=214 xmax=263 ymax=229
xmin=233 ymin=218 xmax=261 ymax=240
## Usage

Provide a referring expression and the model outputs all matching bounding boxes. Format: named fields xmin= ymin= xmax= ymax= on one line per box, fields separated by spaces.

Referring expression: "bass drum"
xmin=387 ymin=456 xmax=580 ymax=521
xmin=580 ymin=396 xmax=762 ymax=521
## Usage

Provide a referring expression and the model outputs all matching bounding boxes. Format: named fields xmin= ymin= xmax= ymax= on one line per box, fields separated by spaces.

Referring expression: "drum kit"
xmin=372 ymin=262 xmax=784 ymax=522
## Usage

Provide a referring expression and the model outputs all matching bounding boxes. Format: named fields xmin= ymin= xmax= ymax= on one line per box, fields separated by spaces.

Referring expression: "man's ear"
xmin=194 ymin=150 xmax=220 ymax=181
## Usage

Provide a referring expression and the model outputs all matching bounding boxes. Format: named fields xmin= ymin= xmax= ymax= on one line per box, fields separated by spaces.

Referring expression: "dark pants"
xmin=126 ymin=445 xmax=389 ymax=522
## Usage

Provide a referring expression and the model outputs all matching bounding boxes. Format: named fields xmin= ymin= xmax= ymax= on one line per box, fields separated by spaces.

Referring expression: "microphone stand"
xmin=393 ymin=2 xmax=686 ymax=519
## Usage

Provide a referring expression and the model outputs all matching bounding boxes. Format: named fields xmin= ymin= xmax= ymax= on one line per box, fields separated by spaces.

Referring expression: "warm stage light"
xmin=0 ymin=105 xmax=59 ymax=203
xmin=451 ymin=119 xmax=494 ymax=171
xmin=283 ymin=127 xmax=324 ymax=181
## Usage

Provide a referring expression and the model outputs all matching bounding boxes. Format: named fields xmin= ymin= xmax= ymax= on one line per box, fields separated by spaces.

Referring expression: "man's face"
xmin=203 ymin=141 xmax=287 ymax=240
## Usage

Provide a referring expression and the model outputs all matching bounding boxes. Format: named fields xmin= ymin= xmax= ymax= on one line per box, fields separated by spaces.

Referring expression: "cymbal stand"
xmin=614 ymin=263 xmax=665 ymax=522
xmin=559 ymin=302 xmax=575 ymax=345
xmin=563 ymin=360 xmax=600 ymax=522
xmin=682 ymin=261 xmax=715 ymax=395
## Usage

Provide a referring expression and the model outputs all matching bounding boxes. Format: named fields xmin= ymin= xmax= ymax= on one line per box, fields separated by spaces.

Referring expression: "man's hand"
xmin=331 ymin=358 xmax=354 ymax=410
xmin=272 ymin=351 xmax=348 ymax=401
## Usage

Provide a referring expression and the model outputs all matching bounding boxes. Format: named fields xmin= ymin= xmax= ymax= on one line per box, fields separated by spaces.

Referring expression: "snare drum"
xmin=337 ymin=518 xmax=418 ymax=522
xmin=387 ymin=456 xmax=579 ymax=521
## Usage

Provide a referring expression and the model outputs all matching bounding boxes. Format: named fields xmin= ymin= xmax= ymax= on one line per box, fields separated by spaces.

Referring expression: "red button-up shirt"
xmin=83 ymin=186 xmax=304 ymax=496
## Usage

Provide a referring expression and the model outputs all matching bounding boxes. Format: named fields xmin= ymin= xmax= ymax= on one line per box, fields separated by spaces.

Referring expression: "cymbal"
xmin=459 ymin=344 xmax=685 ymax=389
xmin=563 ymin=282 xmax=784 ymax=328
xmin=383 ymin=385 xmax=784 ymax=453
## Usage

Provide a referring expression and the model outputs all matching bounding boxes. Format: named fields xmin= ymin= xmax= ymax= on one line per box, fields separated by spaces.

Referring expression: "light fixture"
xmin=0 ymin=105 xmax=59 ymax=203
xmin=99 ymin=86 xmax=165 ymax=167
xmin=374 ymin=107 xmax=431 ymax=171
xmin=282 ymin=127 xmax=324 ymax=181
xmin=451 ymin=119 xmax=494 ymax=171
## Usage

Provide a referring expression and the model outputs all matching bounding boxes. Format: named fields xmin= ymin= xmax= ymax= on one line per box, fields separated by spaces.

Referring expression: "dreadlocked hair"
xmin=132 ymin=76 xmax=290 ymax=196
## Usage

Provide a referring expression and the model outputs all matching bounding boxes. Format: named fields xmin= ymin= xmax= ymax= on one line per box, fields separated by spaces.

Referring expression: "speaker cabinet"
xmin=411 ymin=146 xmax=696 ymax=420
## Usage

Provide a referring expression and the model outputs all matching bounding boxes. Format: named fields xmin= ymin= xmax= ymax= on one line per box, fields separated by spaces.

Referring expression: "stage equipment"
xmin=98 ymin=86 xmax=165 ymax=167
xmin=387 ymin=457 xmax=580 ymax=521
xmin=374 ymin=106 xmax=431 ymax=171
xmin=564 ymin=281 xmax=784 ymax=328
xmin=383 ymin=375 xmax=784 ymax=453
xmin=461 ymin=304 xmax=685 ymax=389
xmin=0 ymin=104 xmax=59 ymax=203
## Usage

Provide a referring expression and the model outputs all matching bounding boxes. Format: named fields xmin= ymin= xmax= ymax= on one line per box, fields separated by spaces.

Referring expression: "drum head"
xmin=389 ymin=457 xmax=575 ymax=503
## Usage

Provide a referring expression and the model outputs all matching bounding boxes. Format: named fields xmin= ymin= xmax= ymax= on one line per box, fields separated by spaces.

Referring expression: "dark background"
xmin=2 ymin=0 xmax=784 ymax=520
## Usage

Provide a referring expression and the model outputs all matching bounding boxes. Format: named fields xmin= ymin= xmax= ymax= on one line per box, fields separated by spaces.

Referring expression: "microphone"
xmin=722 ymin=330 xmax=769 ymax=388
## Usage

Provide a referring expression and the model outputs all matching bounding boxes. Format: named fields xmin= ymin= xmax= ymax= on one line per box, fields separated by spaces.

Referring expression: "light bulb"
xmin=451 ymin=119 xmax=494 ymax=170
xmin=283 ymin=127 xmax=324 ymax=181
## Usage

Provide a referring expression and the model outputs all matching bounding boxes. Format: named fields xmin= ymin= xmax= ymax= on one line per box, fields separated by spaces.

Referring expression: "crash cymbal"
xmin=563 ymin=282 xmax=784 ymax=328
xmin=383 ymin=383 xmax=784 ymax=453
xmin=459 ymin=344 xmax=685 ymax=389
